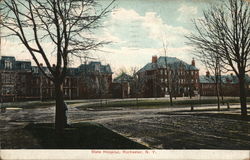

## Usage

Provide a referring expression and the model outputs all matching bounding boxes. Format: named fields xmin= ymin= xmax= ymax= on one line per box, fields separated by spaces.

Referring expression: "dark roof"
xmin=0 ymin=56 xmax=113 ymax=76
xmin=0 ymin=56 xmax=16 ymax=61
xmin=66 ymin=68 xmax=79 ymax=76
xmin=0 ymin=56 xmax=31 ymax=70
xmin=199 ymin=75 xmax=216 ymax=84
xmin=15 ymin=61 xmax=31 ymax=70
xmin=138 ymin=56 xmax=198 ymax=73
xmin=199 ymin=74 xmax=250 ymax=84
xmin=114 ymin=73 xmax=133 ymax=83
xmin=31 ymin=66 xmax=51 ymax=75
xmin=78 ymin=61 xmax=112 ymax=74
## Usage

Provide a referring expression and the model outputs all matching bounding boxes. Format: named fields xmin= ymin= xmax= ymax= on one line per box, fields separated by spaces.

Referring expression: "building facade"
xmin=0 ymin=56 xmax=33 ymax=101
xmin=199 ymin=72 xmax=250 ymax=96
xmin=137 ymin=56 xmax=199 ymax=98
xmin=112 ymin=73 xmax=134 ymax=98
xmin=0 ymin=56 xmax=113 ymax=101
xmin=77 ymin=62 xmax=113 ymax=99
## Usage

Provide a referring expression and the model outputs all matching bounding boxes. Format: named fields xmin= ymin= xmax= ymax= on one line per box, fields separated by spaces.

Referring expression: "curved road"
xmin=0 ymin=100 xmax=249 ymax=149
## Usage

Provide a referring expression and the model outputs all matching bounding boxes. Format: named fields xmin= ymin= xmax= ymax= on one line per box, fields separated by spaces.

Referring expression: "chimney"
xmin=152 ymin=55 xmax=157 ymax=63
xmin=206 ymin=71 xmax=210 ymax=77
xmin=191 ymin=58 xmax=195 ymax=66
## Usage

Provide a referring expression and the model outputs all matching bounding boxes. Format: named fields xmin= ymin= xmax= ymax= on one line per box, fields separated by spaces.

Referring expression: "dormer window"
xmin=5 ymin=60 xmax=12 ymax=69
xmin=21 ymin=63 xmax=26 ymax=69
xmin=33 ymin=67 xmax=38 ymax=73
xmin=95 ymin=64 xmax=100 ymax=71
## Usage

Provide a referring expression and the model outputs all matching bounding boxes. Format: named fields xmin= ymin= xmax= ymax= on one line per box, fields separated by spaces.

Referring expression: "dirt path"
xmin=0 ymin=102 xmax=249 ymax=149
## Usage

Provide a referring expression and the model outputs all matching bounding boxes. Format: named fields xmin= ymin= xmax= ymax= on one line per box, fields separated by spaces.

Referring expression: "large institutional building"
xmin=199 ymin=71 xmax=250 ymax=96
xmin=0 ymin=56 xmax=112 ymax=101
xmin=137 ymin=56 xmax=199 ymax=98
xmin=0 ymin=55 xmax=249 ymax=101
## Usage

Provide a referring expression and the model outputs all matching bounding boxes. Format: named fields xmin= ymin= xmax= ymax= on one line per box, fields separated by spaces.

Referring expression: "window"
xmin=33 ymin=67 xmax=38 ymax=73
xmin=95 ymin=64 xmax=100 ymax=71
xmin=3 ymin=73 xmax=12 ymax=83
xmin=2 ymin=87 xmax=14 ymax=95
xmin=21 ymin=63 xmax=25 ymax=69
xmin=5 ymin=60 xmax=13 ymax=69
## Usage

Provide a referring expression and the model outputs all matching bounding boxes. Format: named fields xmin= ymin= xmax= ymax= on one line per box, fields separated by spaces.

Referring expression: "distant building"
xmin=30 ymin=65 xmax=80 ymax=100
xmin=0 ymin=56 xmax=113 ymax=101
xmin=112 ymin=73 xmax=133 ymax=98
xmin=137 ymin=56 xmax=199 ymax=98
xmin=199 ymin=72 xmax=250 ymax=96
xmin=77 ymin=62 xmax=113 ymax=99
xmin=0 ymin=56 xmax=32 ymax=101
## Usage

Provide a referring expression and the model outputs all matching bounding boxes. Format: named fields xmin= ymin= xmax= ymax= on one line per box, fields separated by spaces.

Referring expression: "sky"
xmin=0 ymin=0 xmax=219 ymax=76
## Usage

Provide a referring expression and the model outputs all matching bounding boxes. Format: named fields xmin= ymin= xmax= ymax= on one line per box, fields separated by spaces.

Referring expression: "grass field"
xmin=2 ymin=97 xmax=250 ymax=110
xmin=1 ymin=100 xmax=88 ymax=109
xmin=76 ymin=97 xmax=250 ymax=109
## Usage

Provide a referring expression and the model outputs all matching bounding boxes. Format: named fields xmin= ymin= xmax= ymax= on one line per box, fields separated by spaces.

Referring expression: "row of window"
xmin=160 ymin=78 xmax=198 ymax=84
xmin=159 ymin=69 xmax=198 ymax=76
xmin=1 ymin=73 xmax=16 ymax=83
xmin=1 ymin=86 xmax=15 ymax=95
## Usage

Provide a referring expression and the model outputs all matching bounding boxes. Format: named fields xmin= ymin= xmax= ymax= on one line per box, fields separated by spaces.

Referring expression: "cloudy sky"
xmin=1 ymin=0 xmax=219 ymax=76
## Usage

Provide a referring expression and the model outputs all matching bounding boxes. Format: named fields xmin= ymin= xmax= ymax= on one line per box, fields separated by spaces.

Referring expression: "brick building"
xmin=112 ymin=73 xmax=133 ymax=98
xmin=77 ymin=62 xmax=113 ymax=99
xmin=137 ymin=56 xmax=199 ymax=98
xmin=30 ymin=66 xmax=80 ymax=100
xmin=0 ymin=56 xmax=113 ymax=101
xmin=0 ymin=56 xmax=32 ymax=101
xmin=199 ymin=72 xmax=250 ymax=96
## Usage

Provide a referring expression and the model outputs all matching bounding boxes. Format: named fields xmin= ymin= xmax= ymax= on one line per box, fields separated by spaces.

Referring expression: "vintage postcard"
xmin=0 ymin=0 xmax=250 ymax=159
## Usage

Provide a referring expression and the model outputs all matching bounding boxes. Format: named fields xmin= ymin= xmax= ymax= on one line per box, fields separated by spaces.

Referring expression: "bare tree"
xmin=161 ymin=40 xmax=174 ymax=106
xmin=0 ymin=0 xmax=115 ymax=132
xmin=97 ymin=71 xmax=110 ymax=106
xmin=195 ymin=50 xmax=223 ymax=110
xmin=131 ymin=67 xmax=144 ymax=106
xmin=186 ymin=0 xmax=250 ymax=116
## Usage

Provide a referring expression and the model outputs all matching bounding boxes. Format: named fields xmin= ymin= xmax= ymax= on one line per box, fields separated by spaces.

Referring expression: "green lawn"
xmin=2 ymin=100 xmax=88 ymax=109
xmin=23 ymin=122 xmax=148 ymax=149
xmin=77 ymin=98 xmax=250 ymax=109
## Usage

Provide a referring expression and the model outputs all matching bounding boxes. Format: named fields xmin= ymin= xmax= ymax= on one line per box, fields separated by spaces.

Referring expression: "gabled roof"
xmin=137 ymin=56 xmax=198 ymax=73
xmin=199 ymin=74 xmax=250 ymax=84
xmin=199 ymin=75 xmax=217 ymax=84
xmin=114 ymin=73 xmax=133 ymax=83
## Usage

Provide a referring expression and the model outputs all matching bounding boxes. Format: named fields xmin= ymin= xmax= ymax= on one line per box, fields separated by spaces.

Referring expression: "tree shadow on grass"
xmin=24 ymin=122 xmax=148 ymax=149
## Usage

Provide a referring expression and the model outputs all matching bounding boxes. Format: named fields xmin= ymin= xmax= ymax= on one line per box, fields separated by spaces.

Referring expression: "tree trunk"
xmin=169 ymin=90 xmax=173 ymax=106
xmin=189 ymin=87 xmax=192 ymax=99
xmin=239 ymin=75 xmax=247 ymax=116
xmin=136 ymin=95 xmax=138 ymax=107
xmin=216 ymin=81 xmax=220 ymax=111
xmin=219 ymin=76 xmax=224 ymax=105
xmin=55 ymin=82 xmax=67 ymax=133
